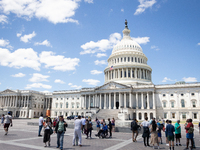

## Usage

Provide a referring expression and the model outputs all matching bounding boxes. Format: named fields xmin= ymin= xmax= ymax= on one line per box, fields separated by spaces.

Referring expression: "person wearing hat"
xmin=4 ymin=112 xmax=12 ymax=135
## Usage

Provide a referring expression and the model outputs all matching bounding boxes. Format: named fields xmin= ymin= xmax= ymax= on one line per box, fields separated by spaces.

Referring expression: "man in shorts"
xmin=175 ymin=120 xmax=182 ymax=146
xmin=166 ymin=120 xmax=175 ymax=150
xmin=4 ymin=112 xmax=12 ymax=135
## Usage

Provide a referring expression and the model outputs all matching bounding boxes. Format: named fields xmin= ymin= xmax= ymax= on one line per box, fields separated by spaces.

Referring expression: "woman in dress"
xmin=43 ymin=117 xmax=52 ymax=147
xmin=111 ymin=118 xmax=115 ymax=132
xmin=150 ymin=120 xmax=159 ymax=149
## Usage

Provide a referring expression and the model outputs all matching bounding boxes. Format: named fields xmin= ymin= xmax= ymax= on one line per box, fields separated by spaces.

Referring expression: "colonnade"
xmin=105 ymin=68 xmax=151 ymax=81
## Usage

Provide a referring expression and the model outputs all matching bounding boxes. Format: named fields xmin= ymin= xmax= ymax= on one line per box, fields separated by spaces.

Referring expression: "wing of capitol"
xmin=0 ymin=21 xmax=200 ymax=121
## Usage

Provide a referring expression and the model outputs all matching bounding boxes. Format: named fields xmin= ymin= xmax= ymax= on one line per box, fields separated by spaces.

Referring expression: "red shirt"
xmin=186 ymin=122 xmax=193 ymax=133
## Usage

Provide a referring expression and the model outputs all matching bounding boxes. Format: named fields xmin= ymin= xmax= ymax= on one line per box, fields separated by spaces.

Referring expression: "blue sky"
xmin=0 ymin=0 xmax=200 ymax=92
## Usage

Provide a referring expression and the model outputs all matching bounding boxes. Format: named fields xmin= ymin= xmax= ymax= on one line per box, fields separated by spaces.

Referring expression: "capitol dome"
xmin=104 ymin=21 xmax=152 ymax=85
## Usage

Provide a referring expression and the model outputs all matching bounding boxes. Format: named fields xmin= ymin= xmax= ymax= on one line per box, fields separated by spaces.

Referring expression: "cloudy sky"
xmin=0 ymin=0 xmax=200 ymax=92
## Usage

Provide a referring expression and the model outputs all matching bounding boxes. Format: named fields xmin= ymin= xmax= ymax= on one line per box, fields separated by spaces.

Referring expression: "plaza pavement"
xmin=0 ymin=119 xmax=200 ymax=150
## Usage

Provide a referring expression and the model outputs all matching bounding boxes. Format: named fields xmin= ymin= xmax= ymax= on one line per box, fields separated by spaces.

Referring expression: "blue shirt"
xmin=103 ymin=125 xmax=108 ymax=131
xmin=166 ymin=124 xmax=175 ymax=136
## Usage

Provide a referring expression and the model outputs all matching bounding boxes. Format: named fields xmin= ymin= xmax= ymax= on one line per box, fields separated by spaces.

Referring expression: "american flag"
xmin=109 ymin=66 xmax=113 ymax=70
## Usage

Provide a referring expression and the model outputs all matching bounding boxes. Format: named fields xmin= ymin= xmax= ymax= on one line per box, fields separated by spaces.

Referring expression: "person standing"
xmin=150 ymin=120 xmax=159 ymax=149
xmin=185 ymin=119 xmax=194 ymax=149
xmin=131 ymin=118 xmax=139 ymax=142
xmin=157 ymin=121 xmax=163 ymax=144
xmin=141 ymin=117 xmax=150 ymax=147
xmin=108 ymin=118 xmax=113 ymax=138
xmin=1 ymin=114 xmax=4 ymax=126
xmin=164 ymin=120 xmax=169 ymax=146
xmin=112 ymin=118 xmax=115 ymax=132
xmin=166 ymin=120 xmax=175 ymax=150
xmin=81 ymin=116 xmax=86 ymax=134
xmin=38 ymin=114 xmax=44 ymax=137
xmin=88 ymin=118 xmax=93 ymax=138
xmin=4 ymin=112 xmax=12 ymax=135
xmin=73 ymin=115 xmax=82 ymax=147
xmin=85 ymin=119 xmax=89 ymax=139
xmin=43 ymin=117 xmax=52 ymax=147
xmin=96 ymin=118 xmax=100 ymax=133
xmin=54 ymin=115 xmax=68 ymax=150
xmin=175 ymin=120 xmax=182 ymax=146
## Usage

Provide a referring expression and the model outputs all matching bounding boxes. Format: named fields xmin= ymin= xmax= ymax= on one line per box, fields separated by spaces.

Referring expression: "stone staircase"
xmin=92 ymin=109 xmax=120 ymax=120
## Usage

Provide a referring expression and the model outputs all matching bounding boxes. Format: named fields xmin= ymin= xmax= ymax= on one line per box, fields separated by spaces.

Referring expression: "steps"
xmin=92 ymin=109 xmax=119 ymax=120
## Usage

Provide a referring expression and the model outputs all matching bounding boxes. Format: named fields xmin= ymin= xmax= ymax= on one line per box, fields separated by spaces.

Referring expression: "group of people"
xmin=38 ymin=114 xmax=115 ymax=150
xmin=1 ymin=112 xmax=13 ymax=135
xmin=131 ymin=117 xmax=196 ymax=150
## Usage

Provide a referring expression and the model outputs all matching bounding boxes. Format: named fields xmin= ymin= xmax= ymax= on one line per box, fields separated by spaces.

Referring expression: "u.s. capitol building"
xmin=0 ymin=22 xmax=200 ymax=121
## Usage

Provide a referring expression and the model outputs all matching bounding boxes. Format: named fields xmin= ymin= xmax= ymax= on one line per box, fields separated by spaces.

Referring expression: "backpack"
xmin=131 ymin=121 xmax=138 ymax=130
xmin=188 ymin=127 xmax=194 ymax=133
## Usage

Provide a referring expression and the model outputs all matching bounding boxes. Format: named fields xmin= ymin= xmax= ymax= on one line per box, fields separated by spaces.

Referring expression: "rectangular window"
xmin=182 ymin=113 xmax=186 ymax=119
xmin=193 ymin=101 xmax=196 ymax=107
xmin=138 ymin=58 xmax=140 ymax=63
xmin=164 ymin=113 xmax=167 ymax=119
xmin=128 ymin=57 xmax=130 ymax=62
xmin=55 ymin=112 xmax=57 ymax=116
xmin=194 ymin=113 xmax=197 ymax=119
xmin=60 ymin=103 xmax=62 ymax=108
xmin=56 ymin=103 xmax=58 ymax=108
xmin=172 ymin=113 xmax=175 ymax=118
xmin=124 ymin=57 xmax=126 ymax=62
xmin=135 ymin=57 xmax=137 ymax=62
xmin=131 ymin=57 xmax=133 ymax=62
xmin=65 ymin=112 xmax=68 ymax=116
xmin=118 ymin=58 xmax=119 ymax=62
xmin=121 ymin=58 xmax=123 ymax=62
xmin=171 ymin=102 xmax=174 ymax=108
xmin=124 ymin=71 xmax=126 ymax=77
xmin=77 ymin=103 xmax=79 ymax=108
xmin=181 ymin=99 xmax=185 ymax=107
xmin=128 ymin=70 xmax=130 ymax=77
xmin=60 ymin=112 xmax=62 ymax=116
xmin=163 ymin=102 xmax=166 ymax=108
xmin=57 ymin=98 xmax=58 ymax=100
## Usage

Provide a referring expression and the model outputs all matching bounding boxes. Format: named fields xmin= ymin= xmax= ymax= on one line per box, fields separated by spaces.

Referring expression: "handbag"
xmin=49 ymin=126 xmax=53 ymax=135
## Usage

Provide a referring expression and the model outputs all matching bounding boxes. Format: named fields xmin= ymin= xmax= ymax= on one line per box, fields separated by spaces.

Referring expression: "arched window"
xmin=163 ymin=101 xmax=166 ymax=108
xmin=181 ymin=99 xmax=185 ymax=107
xmin=60 ymin=103 xmax=63 ymax=108
xmin=77 ymin=103 xmax=80 ymax=108
xmin=55 ymin=103 xmax=58 ymax=108
xmin=65 ymin=112 xmax=68 ymax=116
xmin=66 ymin=102 xmax=68 ymax=108
xmin=72 ymin=103 xmax=75 ymax=108
xmin=121 ymin=57 xmax=123 ymax=62
xmin=171 ymin=101 xmax=174 ymax=108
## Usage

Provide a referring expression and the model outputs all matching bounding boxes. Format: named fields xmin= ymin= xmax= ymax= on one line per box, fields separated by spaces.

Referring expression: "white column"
xmin=100 ymin=94 xmax=102 ymax=109
xmin=122 ymin=68 xmax=124 ymax=78
xmin=135 ymin=68 xmax=137 ymax=79
xmin=131 ymin=68 xmax=133 ymax=78
xmin=104 ymin=93 xmax=106 ymax=109
xmin=84 ymin=95 xmax=86 ymax=109
xmin=126 ymin=68 xmax=128 ymax=78
xmin=89 ymin=95 xmax=91 ymax=109
xmin=114 ymin=69 xmax=115 ymax=79
xmin=136 ymin=92 xmax=138 ymax=109
xmin=153 ymin=92 xmax=155 ymax=109
xmin=124 ymin=93 xmax=126 ymax=108
xmin=129 ymin=92 xmax=132 ymax=108
xmin=118 ymin=69 xmax=120 ymax=79
xmin=119 ymin=93 xmax=121 ymax=109
xmin=147 ymin=92 xmax=150 ymax=109
xmin=114 ymin=92 xmax=116 ymax=109
xmin=109 ymin=93 xmax=111 ymax=109
xmin=92 ymin=95 xmax=95 ymax=107
xmin=141 ymin=92 xmax=144 ymax=109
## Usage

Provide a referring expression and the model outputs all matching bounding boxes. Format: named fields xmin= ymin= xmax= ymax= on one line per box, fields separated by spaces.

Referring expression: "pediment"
xmin=0 ymin=89 xmax=16 ymax=94
xmin=95 ymin=81 xmax=130 ymax=90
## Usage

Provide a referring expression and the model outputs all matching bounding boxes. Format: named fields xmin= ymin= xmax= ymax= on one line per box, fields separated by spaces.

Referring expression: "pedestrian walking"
xmin=108 ymin=118 xmax=113 ymax=138
xmin=141 ymin=117 xmax=150 ymax=147
xmin=54 ymin=115 xmax=68 ymax=150
xmin=157 ymin=121 xmax=163 ymax=144
xmin=131 ymin=118 xmax=139 ymax=142
xmin=166 ymin=120 xmax=175 ymax=150
xmin=72 ymin=115 xmax=82 ymax=147
xmin=164 ymin=119 xmax=169 ymax=146
xmin=4 ymin=112 xmax=12 ymax=135
xmin=185 ymin=118 xmax=194 ymax=149
xmin=88 ymin=118 xmax=93 ymax=138
xmin=175 ymin=120 xmax=182 ymax=146
xmin=1 ymin=114 xmax=4 ymax=126
xmin=53 ymin=118 xmax=57 ymax=129
xmin=43 ymin=117 xmax=52 ymax=147
xmin=81 ymin=116 xmax=86 ymax=134
xmin=112 ymin=118 xmax=115 ymax=132
xmin=85 ymin=119 xmax=89 ymax=139
xmin=150 ymin=120 xmax=159 ymax=149
xmin=38 ymin=114 xmax=44 ymax=137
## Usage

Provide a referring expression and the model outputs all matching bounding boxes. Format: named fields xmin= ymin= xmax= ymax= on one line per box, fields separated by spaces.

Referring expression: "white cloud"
xmin=151 ymin=45 xmax=160 ymax=51
xmin=0 ymin=15 xmax=8 ymax=24
xmin=96 ymin=53 xmax=107 ymax=58
xmin=68 ymin=83 xmax=73 ymax=86
xmin=11 ymin=73 xmax=25 ymax=77
xmin=132 ymin=37 xmax=150 ymax=44
xmin=16 ymin=33 xmax=22 ymax=37
xmin=68 ymin=82 xmax=81 ymax=89
xmin=0 ymin=0 xmax=80 ymax=24
xmin=29 ymin=73 xmax=49 ymax=82
xmin=134 ymin=0 xmax=157 ymax=15
xmin=182 ymin=77 xmax=197 ymax=82
xmin=0 ymin=82 xmax=1 ymax=85
xmin=82 ymin=79 xmax=100 ymax=86
xmin=121 ymin=9 xmax=124 ymax=12
xmin=0 ymin=38 xmax=9 ymax=47
xmin=25 ymin=83 xmax=52 ymax=89
xmin=0 ymin=48 xmax=40 ymax=71
xmin=39 ymin=51 xmax=80 ymax=71
xmin=84 ymin=0 xmax=93 ymax=3
xmin=91 ymin=70 xmax=103 ymax=75
xmin=34 ymin=40 xmax=52 ymax=47
xmin=162 ymin=77 xmax=176 ymax=83
xmin=198 ymin=43 xmax=200 ymax=46
xmin=94 ymin=60 xmax=107 ymax=65
xmin=80 ymin=33 xmax=121 ymax=55
xmin=20 ymin=31 xmax=36 ymax=43
xmin=54 ymin=79 xmax=65 ymax=84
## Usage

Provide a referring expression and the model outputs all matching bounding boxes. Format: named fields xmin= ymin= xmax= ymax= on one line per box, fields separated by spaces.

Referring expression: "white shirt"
xmin=74 ymin=119 xmax=82 ymax=130
xmin=4 ymin=115 xmax=12 ymax=124
xmin=39 ymin=116 xmax=44 ymax=126
xmin=81 ymin=118 xmax=86 ymax=125
xmin=141 ymin=121 xmax=150 ymax=127
xmin=45 ymin=122 xmax=51 ymax=130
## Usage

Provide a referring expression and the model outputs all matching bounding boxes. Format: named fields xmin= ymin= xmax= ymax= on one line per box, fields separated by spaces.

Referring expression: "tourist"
xmin=112 ymin=118 xmax=115 ymax=132
xmin=166 ymin=120 xmax=175 ymax=150
xmin=43 ymin=117 xmax=52 ymax=147
xmin=103 ymin=122 xmax=108 ymax=137
xmin=157 ymin=121 xmax=163 ymax=144
xmin=53 ymin=118 xmax=57 ymax=129
xmin=164 ymin=120 xmax=169 ymax=146
xmin=131 ymin=118 xmax=139 ymax=142
xmin=96 ymin=118 xmax=100 ymax=133
xmin=175 ymin=120 xmax=182 ymax=146
xmin=1 ymin=114 xmax=4 ymax=126
xmin=72 ymin=115 xmax=82 ymax=147
xmin=150 ymin=120 xmax=159 ymax=149
xmin=81 ymin=116 xmax=86 ymax=134
xmin=141 ymin=117 xmax=150 ymax=147
xmin=108 ymin=118 xmax=112 ymax=138
xmin=185 ymin=118 xmax=194 ymax=149
xmin=85 ymin=119 xmax=89 ymax=139
xmin=4 ymin=112 xmax=12 ymax=135
xmin=38 ymin=114 xmax=44 ymax=137
xmin=88 ymin=118 xmax=93 ymax=138
xmin=54 ymin=115 xmax=68 ymax=150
